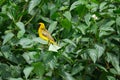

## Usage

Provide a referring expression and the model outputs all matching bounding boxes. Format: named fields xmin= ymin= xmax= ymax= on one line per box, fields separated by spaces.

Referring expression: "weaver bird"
xmin=38 ymin=22 xmax=57 ymax=45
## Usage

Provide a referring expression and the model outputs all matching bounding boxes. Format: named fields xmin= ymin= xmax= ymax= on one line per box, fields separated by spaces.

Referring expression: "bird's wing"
xmin=42 ymin=29 xmax=55 ymax=41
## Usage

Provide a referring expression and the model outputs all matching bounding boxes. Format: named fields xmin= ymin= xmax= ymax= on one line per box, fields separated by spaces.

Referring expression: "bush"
xmin=0 ymin=0 xmax=120 ymax=80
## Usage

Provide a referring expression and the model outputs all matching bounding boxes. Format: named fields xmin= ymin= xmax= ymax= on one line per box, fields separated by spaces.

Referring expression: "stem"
xmin=24 ymin=9 xmax=39 ymax=26
xmin=24 ymin=13 xmax=36 ymax=26
xmin=18 ymin=2 xmax=28 ymax=22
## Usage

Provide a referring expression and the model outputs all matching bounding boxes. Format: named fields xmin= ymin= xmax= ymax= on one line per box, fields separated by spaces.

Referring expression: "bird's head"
xmin=39 ymin=22 xmax=45 ymax=29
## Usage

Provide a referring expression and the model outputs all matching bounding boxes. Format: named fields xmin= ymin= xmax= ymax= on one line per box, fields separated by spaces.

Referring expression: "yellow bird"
xmin=38 ymin=22 xmax=56 ymax=45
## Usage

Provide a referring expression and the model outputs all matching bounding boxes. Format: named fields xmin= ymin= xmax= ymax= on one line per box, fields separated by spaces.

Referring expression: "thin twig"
xmin=25 ymin=10 xmax=38 ymax=26
xmin=18 ymin=2 xmax=28 ymax=22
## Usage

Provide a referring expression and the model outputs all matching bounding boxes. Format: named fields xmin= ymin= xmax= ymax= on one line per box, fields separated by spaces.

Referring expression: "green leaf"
xmin=78 ymin=24 xmax=88 ymax=35
xmin=95 ymin=64 xmax=108 ymax=72
xmin=90 ymin=24 xmax=98 ymax=34
xmin=1 ymin=45 xmax=11 ymax=58
xmin=110 ymin=68 xmax=120 ymax=75
xmin=28 ymin=0 xmax=41 ymax=14
xmin=60 ymin=19 xmax=72 ymax=38
xmin=106 ymin=52 xmax=113 ymax=63
xmin=88 ymin=44 xmax=105 ymax=63
xmin=116 ymin=16 xmax=120 ymax=26
xmin=25 ymin=0 xmax=28 ymax=2
xmin=62 ymin=52 xmax=73 ymax=63
xmin=81 ymin=52 xmax=89 ymax=60
xmin=99 ymin=20 xmax=115 ymax=37
xmin=95 ymin=44 xmax=105 ymax=59
xmin=59 ymin=6 xmax=69 ymax=11
xmin=9 ymin=78 xmax=23 ymax=80
xmin=70 ymin=1 xmax=81 ymax=11
xmin=7 ymin=12 xmax=14 ymax=21
xmin=16 ymin=22 xmax=25 ymax=38
xmin=106 ymin=53 xmax=120 ymax=74
xmin=0 ymin=0 xmax=6 ymax=6
xmin=111 ymin=57 xmax=120 ymax=73
xmin=23 ymin=66 xmax=34 ymax=79
xmin=32 ymin=62 xmax=45 ymax=77
xmin=84 ymin=13 xmax=91 ymax=26
xmin=48 ymin=3 xmax=55 ymax=10
xmin=63 ymin=39 xmax=76 ymax=47
xmin=99 ymin=2 xmax=107 ymax=11
xmin=60 ymin=71 xmax=75 ymax=80
xmin=3 ymin=32 xmax=14 ymax=45
xmin=33 ymin=37 xmax=47 ymax=44
xmin=107 ymin=76 xmax=116 ymax=80
xmin=40 ymin=16 xmax=52 ymax=23
xmin=48 ymin=21 xmax=57 ymax=34
xmin=100 ymin=21 xmax=115 ymax=30
xmin=22 ymin=52 xmax=37 ymax=64
xmin=47 ymin=59 xmax=58 ymax=70
xmin=48 ymin=44 xmax=61 ymax=52
xmin=70 ymin=0 xmax=87 ymax=11
xmin=63 ymin=11 xmax=72 ymax=21
xmin=72 ymin=64 xmax=84 ymax=75
xmin=19 ymin=38 xmax=33 ymax=48
xmin=64 ymin=72 xmax=75 ymax=80
xmin=61 ymin=18 xmax=71 ymax=31
xmin=88 ymin=49 xmax=97 ymax=63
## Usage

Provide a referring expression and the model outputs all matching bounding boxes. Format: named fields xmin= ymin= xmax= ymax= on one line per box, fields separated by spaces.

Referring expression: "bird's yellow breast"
xmin=38 ymin=22 xmax=56 ymax=45
xmin=38 ymin=28 xmax=49 ymax=41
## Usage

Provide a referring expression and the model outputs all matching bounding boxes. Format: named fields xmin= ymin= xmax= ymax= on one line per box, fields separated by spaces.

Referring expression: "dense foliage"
xmin=0 ymin=0 xmax=120 ymax=80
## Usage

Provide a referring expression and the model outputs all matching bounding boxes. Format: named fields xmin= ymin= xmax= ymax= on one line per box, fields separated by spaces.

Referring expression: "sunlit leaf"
xmin=99 ymin=2 xmax=107 ymax=11
xmin=23 ymin=66 xmax=34 ymax=79
xmin=60 ymin=71 xmax=75 ymax=80
xmin=7 ymin=12 xmax=14 ymax=20
xmin=106 ymin=53 xmax=120 ymax=74
xmin=48 ymin=21 xmax=57 ymax=33
xmin=59 ymin=6 xmax=69 ymax=11
xmin=88 ymin=49 xmax=97 ymax=63
xmin=107 ymin=76 xmax=116 ymax=80
xmin=110 ymin=68 xmax=120 ymax=75
xmin=22 ymin=52 xmax=37 ymax=64
xmin=19 ymin=38 xmax=33 ymax=48
xmin=116 ymin=16 xmax=120 ymax=26
xmin=40 ymin=16 xmax=52 ymax=23
xmin=72 ymin=64 xmax=84 ymax=75
xmin=99 ymin=20 xmax=115 ymax=37
xmin=33 ymin=37 xmax=47 ymax=44
xmin=9 ymin=78 xmax=23 ymax=80
xmin=63 ymin=39 xmax=76 ymax=47
xmin=70 ymin=1 xmax=81 ymax=11
xmin=63 ymin=11 xmax=72 ymax=21
xmin=48 ymin=44 xmax=61 ymax=52
xmin=84 ymin=13 xmax=91 ymax=26
xmin=78 ymin=24 xmax=88 ymax=35
xmin=16 ymin=22 xmax=25 ymax=38
xmin=3 ymin=32 xmax=14 ymax=45
xmin=28 ymin=0 xmax=41 ymax=14
xmin=95 ymin=44 xmax=105 ymax=59
xmin=62 ymin=52 xmax=73 ymax=63
xmin=95 ymin=64 xmax=108 ymax=72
